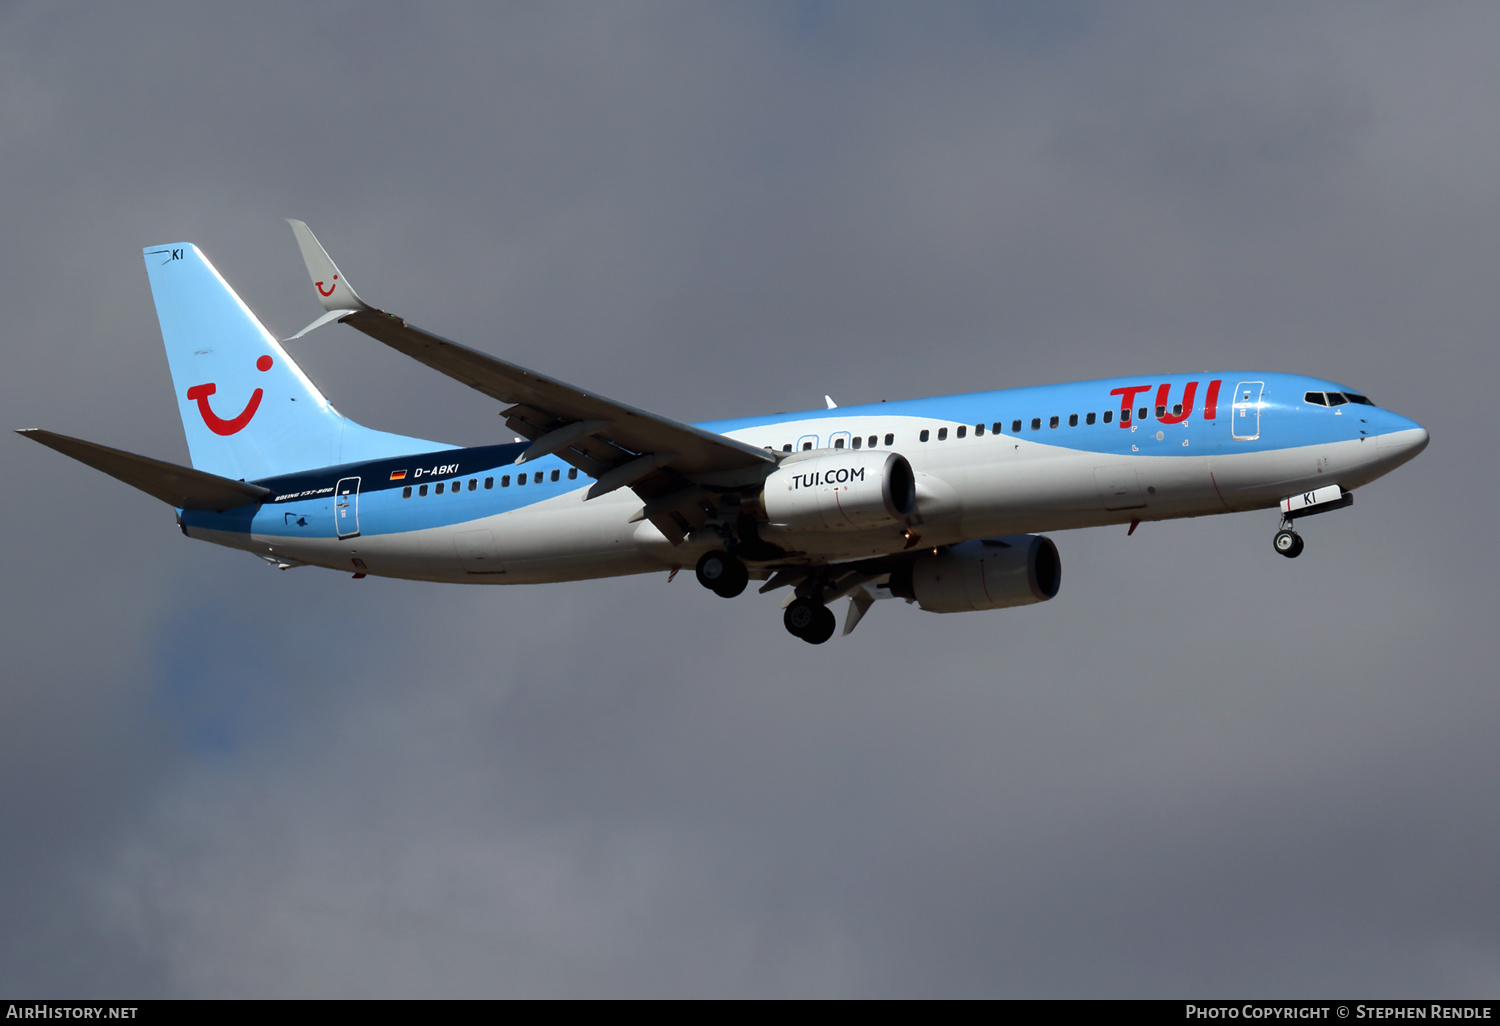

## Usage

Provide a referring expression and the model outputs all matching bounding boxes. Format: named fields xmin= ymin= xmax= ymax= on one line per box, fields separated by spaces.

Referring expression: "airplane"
xmin=19 ymin=223 xmax=1430 ymax=644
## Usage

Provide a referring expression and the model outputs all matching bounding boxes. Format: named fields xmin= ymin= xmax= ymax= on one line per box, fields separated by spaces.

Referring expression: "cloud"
xmin=2 ymin=1 xmax=1497 ymax=997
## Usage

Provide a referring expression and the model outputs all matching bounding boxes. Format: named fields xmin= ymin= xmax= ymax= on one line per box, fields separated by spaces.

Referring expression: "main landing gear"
xmin=694 ymin=548 xmax=836 ymax=644
xmin=783 ymin=597 xmax=837 ymax=645
xmin=696 ymin=550 xmax=748 ymax=598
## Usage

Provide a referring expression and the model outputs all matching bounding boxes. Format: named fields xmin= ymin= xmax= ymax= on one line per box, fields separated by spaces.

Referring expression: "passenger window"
xmin=469 ymin=479 xmax=477 ymax=491
xmin=435 ymin=482 xmax=444 ymax=494
xmin=974 ymin=424 xmax=984 ymax=436
xmin=1138 ymin=407 xmax=1148 ymax=421
xmin=884 ymin=433 xmax=894 ymax=446
xmin=551 ymin=469 xmax=560 ymax=482
xmin=834 ymin=438 xmax=845 ymax=449
xmin=402 ymin=486 xmax=412 ymax=499
xmin=1103 ymin=410 xmax=1113 ymax=424
xmin=937 ymin=427 xmax=948 ymax=440
xmin=802 ymin=441 xmax=813 ymax=451
xmin=501 ymin=475 xmax=510 ymax=487
xmin=1012 ymin=420 xmax=1022 ymax=433
xmin=453 ymin=482 xmax=461 ymax=495
xmin=851 ymin=436 xmax=862 ymax=449
xmin=419 ymin=484 xmax=428 ymax=496
xmin=782 ymin=444 xmax=792 ymax=452
xmin=1121 ymin=408 xmax=1131 ymax=424
xmin=1031 ymin=418 xmax=1041 ymax=430
xmin=1326 ymin=392 xmax=1348 ymax=407
xmin=485 ymin=477 xmax=493 ymax=489
xmin=868 ymin=435 xmax=878 ymax=447
xmin=1068 ymin=414 xmax=1078 ymax=427
xmin=568 ymin=468 xmax=578 ymax=479
xmin=1086 ymin=412 xmax=1096 ymax=425
xmin=993 ymin=422 xmax=1003 ymax=435
xmin=1048 ymin=416 xmax=1058 ymax=429
xmin=1305 ymin=391 xmax=1327 ymax=406
xmin=1156 ymin=405 xmax=1166 ymax=418
xmin=955 ymin=426 xmax=966 ymax=439
xmin=1173 ymin=404 xmax=1183 ymax=416
xmin=919 ymin=429 xmax=930 ymax=442
xmin=517 ymin=474 xmax=526 ymax=486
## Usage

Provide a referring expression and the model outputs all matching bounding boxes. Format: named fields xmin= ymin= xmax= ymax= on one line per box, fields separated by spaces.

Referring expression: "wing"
xmin=285 ymin=221 xmax=775 ymax=542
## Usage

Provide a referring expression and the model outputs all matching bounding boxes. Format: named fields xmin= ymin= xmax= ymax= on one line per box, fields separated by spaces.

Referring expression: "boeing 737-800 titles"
xmin=21 ymin=223 xmax=1430 ymax=644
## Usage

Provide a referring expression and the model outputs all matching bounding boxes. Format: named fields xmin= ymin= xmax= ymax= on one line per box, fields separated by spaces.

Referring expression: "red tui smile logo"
xmin=316 ymin=274 xmax=338 ymax=297
xmin=186 ymin=355 xmax=273 ymax=436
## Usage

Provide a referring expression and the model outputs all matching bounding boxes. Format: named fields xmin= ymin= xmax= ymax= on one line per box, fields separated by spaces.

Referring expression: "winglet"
xmin=286 ymin=219 xmax=370 ymax=319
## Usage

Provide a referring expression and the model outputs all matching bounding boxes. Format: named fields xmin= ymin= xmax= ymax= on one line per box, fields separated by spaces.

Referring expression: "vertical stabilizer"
xmin=144 ymin=243 xmax=446 ymax=481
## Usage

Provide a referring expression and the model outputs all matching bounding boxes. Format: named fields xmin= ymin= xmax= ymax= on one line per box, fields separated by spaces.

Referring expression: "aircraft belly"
xmin=954 ymin=449 xmax=1221 ymax=536
xmin=228 ymin=487 xmax=660 ymax=583
xmin=1208 ymin=437 xmax=1379 ymax=510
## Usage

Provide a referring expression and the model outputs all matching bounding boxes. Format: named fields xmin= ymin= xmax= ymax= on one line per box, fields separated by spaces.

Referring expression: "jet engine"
xmin=762 ymin=451 xmax=916 ymax=531
xmin=889 ymin=536 xmax=1061 ymax=613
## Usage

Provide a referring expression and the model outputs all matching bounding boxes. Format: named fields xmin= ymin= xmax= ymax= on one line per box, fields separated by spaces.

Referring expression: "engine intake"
xmin=890 ymin=535 xmax=1061 ymax=613
xmin=762 ymin=451 xmax=915 ymax=532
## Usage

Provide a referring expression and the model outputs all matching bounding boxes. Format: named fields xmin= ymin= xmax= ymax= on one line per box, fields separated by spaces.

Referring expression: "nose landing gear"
xmin=1271 ymin=486 xmax=1354 ymax=559
xmin=1273 ymin=526 xmax=1304 ymax=558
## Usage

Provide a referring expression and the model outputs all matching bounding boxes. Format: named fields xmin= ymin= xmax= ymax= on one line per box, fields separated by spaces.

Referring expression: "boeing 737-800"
xmin=20 ymin=223 xmax=1430 ymax=643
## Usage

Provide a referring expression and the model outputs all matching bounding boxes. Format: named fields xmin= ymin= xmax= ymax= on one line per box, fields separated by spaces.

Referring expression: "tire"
xmin=786 ymin=599 xmax=836 ymax=644
xmin=1274 ymin=529 xmax=1303 ymax=558
xmin=696 ymin=551 xmax=730 ymax=590
xmin=802 ymin=605 xmax=837 ymax=645
xmin=713 ymin=557 xmax=749 ymax=598
xmin=784 ymin=598 xmax=818 ymax=638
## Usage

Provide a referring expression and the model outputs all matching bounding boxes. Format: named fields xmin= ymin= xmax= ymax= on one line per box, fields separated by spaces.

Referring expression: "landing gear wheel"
xmin=696 ymin=550 xmax=748 ymax=597
xmin=784 ymin=599 xmax=836 ymax=644
xmin=1274 ymin=529 xmax=1304 ymax=558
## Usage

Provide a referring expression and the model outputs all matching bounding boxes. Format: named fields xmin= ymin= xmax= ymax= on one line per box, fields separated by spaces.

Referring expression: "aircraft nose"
xmin=1375 ymin=417 xmax=1429 ymax=464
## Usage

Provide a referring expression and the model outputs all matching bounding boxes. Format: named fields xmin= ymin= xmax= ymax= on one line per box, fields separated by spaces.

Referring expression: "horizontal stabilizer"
xmin=18 ymin=429 xmax=270 ymax=510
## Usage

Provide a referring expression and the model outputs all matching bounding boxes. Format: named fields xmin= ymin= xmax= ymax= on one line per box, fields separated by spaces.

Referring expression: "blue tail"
xmin=144 ymin=243 xmax=447 ymax=481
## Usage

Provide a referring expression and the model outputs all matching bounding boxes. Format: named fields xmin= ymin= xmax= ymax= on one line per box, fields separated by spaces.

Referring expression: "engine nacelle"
xmin=762 ymin=451 xmax=915 ymax=531
xmin=890 ymin=536 xmax=1061 ymax=613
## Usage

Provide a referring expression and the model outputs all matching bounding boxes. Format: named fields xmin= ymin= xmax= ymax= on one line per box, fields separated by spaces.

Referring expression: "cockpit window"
xmin=1344 ymin=393 xmax=1375 ymax=406
xmin=1305 ymin=391 xmax=1327 ymax=406
xmin=1326 ymin=392 xmax=1348 ymax=407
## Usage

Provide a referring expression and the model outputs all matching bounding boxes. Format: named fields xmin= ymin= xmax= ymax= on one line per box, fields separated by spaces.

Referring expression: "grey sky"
xmin=2 ymin=1 xmax=1496 ymax=997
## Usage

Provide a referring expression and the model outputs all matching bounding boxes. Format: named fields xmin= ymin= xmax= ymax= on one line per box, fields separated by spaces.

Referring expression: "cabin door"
xmin=334 ymin=477 xmax=361 ymax=539
xmin=1231 ymin=381 xmax=1265 ymax=441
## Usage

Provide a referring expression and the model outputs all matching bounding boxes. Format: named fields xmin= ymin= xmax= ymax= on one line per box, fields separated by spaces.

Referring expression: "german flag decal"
xmin=389 ymin=469 xmax=407 ymax=481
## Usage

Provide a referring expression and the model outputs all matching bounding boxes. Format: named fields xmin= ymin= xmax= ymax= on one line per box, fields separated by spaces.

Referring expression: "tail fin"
xmin=144 ymin=243 xmax=445 ymax=481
